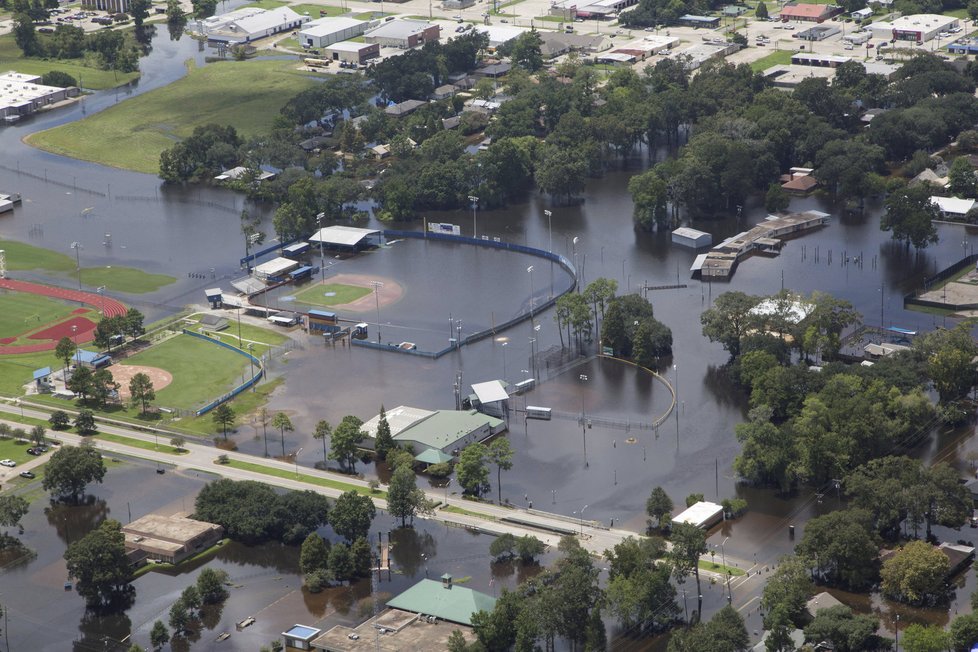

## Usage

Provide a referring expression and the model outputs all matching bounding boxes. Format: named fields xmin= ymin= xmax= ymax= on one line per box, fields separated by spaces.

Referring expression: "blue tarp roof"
xmin=33 ymin=367 xmax=51 ymax=380
xmin=74 ymin=349 xmax=109 ymax=364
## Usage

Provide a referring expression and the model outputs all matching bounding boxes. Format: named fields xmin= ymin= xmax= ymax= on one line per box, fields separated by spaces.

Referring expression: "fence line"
xmin=348 ymin=229 xmax=577 ymax=359
xmin=0 ymin=162 xmax=107 ymax=197
xmin=181 ymin=329 xmax=264 ymax=416
xmin=903 ymin=253 xmax=978 ymax=311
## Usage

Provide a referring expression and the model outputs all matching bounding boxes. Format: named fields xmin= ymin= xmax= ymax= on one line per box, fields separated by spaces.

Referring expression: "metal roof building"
xmin=204 ymin=7 xmax=309 ymax=43
xmin=361 ymin=405 xmax=506 ymax=455
xmin=308 ymin=225 xmax=382 ymax=251
xmin=253 ymin=256 xmax=299 ymax=282
xmin=386 ymin=576 xmax=496 ymax=625
xmin=298 ymin=17 xmax=367 ymax=48
xmin=672 ymin=501 xmax=724 ymax=529
xmin=365 ymin=19 xmax=441 ymax=48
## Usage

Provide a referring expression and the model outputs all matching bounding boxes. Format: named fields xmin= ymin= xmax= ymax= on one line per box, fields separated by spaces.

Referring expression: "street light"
xmin=572 ymin=236 xmax=580 ymax=291
xmin=527 ymin=265 xmax=535 ymax=318
xmin=468 ymin=195 xmax=479 ymax=238
xmin=543 ymin=210 xmax=553 ymax=254
xmin=720 ymin=536 xmax=731 ymax=602
xmin=371 ymin=281 xmax=384 ymax=343
xmin=501 ymin=341 xmax=508 ymax=380
xmin=579 ymin=504 xmax=589 ymax=534
xmin=294 ymin=447 xmax=303 ymax=478
xmin=579 ymin=373 xmax=589 ymax=467
xmin=316 ymin=212 xmax=326 ymax=285
xmin=96 ymin=286 xmax=106 ymax=316
xmin=71 ymin=242 xmax=82 ymax=291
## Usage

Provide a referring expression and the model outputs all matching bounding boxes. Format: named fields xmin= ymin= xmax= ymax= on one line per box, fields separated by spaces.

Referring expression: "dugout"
xmin=307 ymin=309 xmax=339 ymax=333
xmin=283 ymin=242 xmax=311 ymax=259
xmin=73 ymin=349 xmax=112 ymax=369
xmin=289 ymin=266 xmax=314 ymax=282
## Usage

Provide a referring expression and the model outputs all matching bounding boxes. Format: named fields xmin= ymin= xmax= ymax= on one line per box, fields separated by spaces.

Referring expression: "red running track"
xmin=0 ymin=278 xmax=128 ymax=354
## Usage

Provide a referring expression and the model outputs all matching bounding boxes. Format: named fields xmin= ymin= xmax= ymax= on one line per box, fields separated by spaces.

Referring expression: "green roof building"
xmin=362 ymin=406 xmax=507 ymax=455
xmin=386 ymin=575 xmax=496 ymax=626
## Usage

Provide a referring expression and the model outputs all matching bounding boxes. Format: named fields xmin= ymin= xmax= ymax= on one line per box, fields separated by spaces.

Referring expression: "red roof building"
xmin=779 ymin=3 xmax=841 ymax=23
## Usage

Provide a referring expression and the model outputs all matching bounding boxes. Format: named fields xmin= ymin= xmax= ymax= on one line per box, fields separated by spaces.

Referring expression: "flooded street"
xmin=3 ymin=29 xmax=978 ymax=648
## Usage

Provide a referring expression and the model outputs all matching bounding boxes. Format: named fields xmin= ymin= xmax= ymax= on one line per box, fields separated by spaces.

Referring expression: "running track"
xmin=0 ymin=278 xmax=127 ymax=354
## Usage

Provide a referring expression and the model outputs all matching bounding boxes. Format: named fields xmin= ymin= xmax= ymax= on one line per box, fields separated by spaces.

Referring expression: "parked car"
xmin=0 ymin=459 xmax=16 ymax=467
xmin=19 ymin=471 xmax=35 ymax=479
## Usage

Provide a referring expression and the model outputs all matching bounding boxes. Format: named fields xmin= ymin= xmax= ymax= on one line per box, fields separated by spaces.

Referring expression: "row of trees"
xmin=13 ymin=19 xmax=141 ymax=72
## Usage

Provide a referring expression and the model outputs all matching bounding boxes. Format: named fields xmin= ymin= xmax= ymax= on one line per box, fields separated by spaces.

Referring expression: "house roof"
xmin=415 ymin=448 xmax=454 ymax=464
xmin=74 ymin=349 xmax=109 ymax=364
xmin=779 ymin=3 xmax=832 ymax=18
xmin=806 ymin=591 xmax=845 ymax=616
xmin=672 ymin=501 xmax=724 ymax=528
xmin=782 ymin=175 xmax=818 ymax=191
xmin=931 ymin=196 xmax=976 ymax=215
xmin=395 ymin=410 xmax=503 ymax=450
xmin=386 ymin=579 xmax=496 ymax=625
xmin=362 ymin=405 xmax=436 ymax=439
xmin=33 ymin=366 xmax=51 ymax=380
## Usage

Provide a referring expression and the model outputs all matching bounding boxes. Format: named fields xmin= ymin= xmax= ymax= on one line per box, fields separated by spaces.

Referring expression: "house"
xmin=909 ymin=168 xmax=948 ymax=189
xmin=805 ymin=591 xmax=846 ymax=618
xmin=781 ymin=168 xmax=818 ymax=194
xmin=384 ymin=99 xmax=427 ymax=117
xmin=852 ymin=7 xmax=873 ymax=21
xmin=431 ymin=84 xmax=456 ymax=101
xmin=370 ymin=144 xmax=391 ymax=159
xmin=931 ymin=195 xmax=976 ymax=219
xmin=752 ymin=629 xmax=805 ymax=652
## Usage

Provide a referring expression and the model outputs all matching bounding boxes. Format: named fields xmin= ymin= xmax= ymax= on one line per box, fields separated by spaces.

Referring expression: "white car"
xmin=0 ymin=459 xmax=16 ymax=467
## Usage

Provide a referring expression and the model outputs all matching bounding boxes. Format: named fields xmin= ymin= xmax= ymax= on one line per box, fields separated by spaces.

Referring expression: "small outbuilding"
xmin=282 ymin=624 xmax=322 ymax=650
xmin=671 ymin=227 xmax=713 ymax=249
xmin=308 ymin=226 xmax=382 ymax=251
xmin=253 ymin=256 xmax=299 ymax=282
xmin=73 ymin=349 xmax=112 ymax=370
xmin=672 ymin=501 xmax=724 ymax=529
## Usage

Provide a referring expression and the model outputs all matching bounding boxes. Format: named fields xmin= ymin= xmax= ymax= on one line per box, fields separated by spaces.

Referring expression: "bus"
xmin=526 ymin=406 xmax=552 ymax=420
xmin=303 ymin=58 xmax=331 ymax=68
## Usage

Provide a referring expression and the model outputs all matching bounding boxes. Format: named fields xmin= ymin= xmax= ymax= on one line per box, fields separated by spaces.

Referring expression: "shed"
xmin=282 ymin=242 xmax=311 ymax=258
xmin=671 ymin=227 xmax=712 ymax=248
xmin=307 ymin=309 xmax=338 ymax=333
xmin=672 ymin=501 xmax=724 ymax=529
xmin=471 ymin=380 xmax=510 ymax=419
xmin=282 ymin=624 xmax=322 ymax=650
xmin=308 ymin=225 xmax=382 ymax=251
xmin=73 ymin=349 xmax=112 ymax=369
xmin=33 ymin=366 xmax=52 ymax=388
xmin=253 ymin=256 xmax=299 ymax=282
xmin=204 ymin=288 xmax=223 ymax=308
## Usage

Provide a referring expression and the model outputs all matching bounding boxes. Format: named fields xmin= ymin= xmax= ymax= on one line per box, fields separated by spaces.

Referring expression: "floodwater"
xmin=2 ymin=460 xmax=547 ymax=651
xmin=3 ymin=24 xmax=978 ymax=648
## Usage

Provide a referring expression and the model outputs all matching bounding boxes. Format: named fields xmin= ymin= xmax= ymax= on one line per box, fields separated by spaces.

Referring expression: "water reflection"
xmin=44 ymin=497 xmax=110 ymax=546
xmin=388 ymin=527 xmax=437 ymax=579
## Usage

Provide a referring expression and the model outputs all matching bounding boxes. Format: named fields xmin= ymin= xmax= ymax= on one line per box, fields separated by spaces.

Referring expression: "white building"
xmin=298 ymin=17 xmax=367 ymax=48
xmin=888 ymin=13 xmax=959 ymax=42
xmin=204 ymin=7 xmax=309 ymax=44
xmin=931 ymin=196 xmax=976 ymax=219
xmin=364 ymin=19 xmax=441 ymax=48
xmin=473 ymin=24 xmax=528 ymax=48
xmin=673 ymin=501 xmax=724 ymax=528
xmin=671 ymin=227 xmax=712 ymax=248
xmin=323 ymin=40 xmax=380 ymax=65
xmin=361 ymin=405 xmax=506 ymax=456
xmin=0 ymin=71 xmax=78 ymax=121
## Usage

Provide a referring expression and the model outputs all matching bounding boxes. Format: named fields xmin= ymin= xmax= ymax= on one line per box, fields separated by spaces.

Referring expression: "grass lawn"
xmin=26 ymin=59 xmax=325 ymax=174
xmin=353 ymin=11 xmax=388 ymax=19
xmin=294 ymin=282 xmax=370 ymax=307
xmin=442 ymin=504 xmax=495 ymax=520
xmin=698 ymin=559 xmax=746 ymax=576
xmin=0 ymin=34 xmax=139 ymax=90
xmin=175 ymin=376 xmax=284 ymax=437
xmin=277 ymin=36 xmax=303 ymax=50
xmin=95 ymin=432 xmax=185 ymax=455
xmin=0 ymin=239 xmax=75 ymax=273
xmin=0 ymin=351 xmax=62 ymax=396
xmin=750 ymin=49 xmax=795 ymax=71
xmin=0 ymin=291 xmax=82 ymax=341
xmin=184 ymin=320 xmax=286 ymax=356
xmin=125 ymin=334 xmax=250 ymax=410
xmin=79 ymin=267 xmax=176 ymax=294
xmin=0 ymin=438 xmax=36 ymax=465
xmin=292 ymin=3 xmax=345 ymax=16
xmin=224 ymin=458 xmax=384 ymax=498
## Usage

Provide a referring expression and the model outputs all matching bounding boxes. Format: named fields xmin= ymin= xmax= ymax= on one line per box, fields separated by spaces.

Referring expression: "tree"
xmin=30 ymin=424 xmax=46 ymax=447
xmin=457 ymin=442 xmax=489 ymax=496
xmin=515 ymin=535 xmax=546 ymax=562
xmin=67 ymin=366 xmax=94 ymax=402
xmin=168 ymin=599 xmax=190 ymax=634
xmin=949 ymin=156 xmax=978 ymax=198
xmin=129 ymin=0 xmax=150 ymax=25
xmin=49 ymin=410 xmax=70 ymax=430
xmin=645 ymin=486 xmax=673 ymax=530
xmin=55 ymin=336 xmax=77 ymax=378
xmin=700 ymin=291 xmax=761 ymax=358
xmin=328 ymin=541 xmax=355 ymax=582
xmin=128 ymin=372 xmax=155 ymax=414
xmin=196 ymin=568 xmax=229 ymax=604
xmin=329 ymin=490 xmax=375 ymax=542
xmin=881 ymin=540 xmax=950 ymax=605
xmin=374 ymin=405 xmax=395 ymax=460
xmin=535 ymin=145 xmax=588 ymax=204
xmin=179 ymin=584 xmax=201 ymax=614
xmin=328 ymin=415 xmax=364 ymax=471
xmin=165 ymin=0 xmax=184 ymax=23
xmin=490 ymin=532 xmax=516 ymax=560
xmin=761 ymin=555 xmax=813 ymax=627
xmin=796 ymin=509 xmax=880 ymax=589
xmin=300 ymin=532 xmax=330 ymax=575
xmin=90 ymin=367 xmax=118 ymax=408
xmin=74 ymin=409 xmax=97 ymax=435
xmin=150 ymin=620 xmax=170 ymax=650
xmin=212 ymin=404 xmax=236 ymax=440
xmin=902 ymin=623 xmax=951 ymax=652
xmin=509 ymin=30 xmax=544 ymax=71
xmin=257 ymin=407 xmax=269 ymax=457
xmin=755 ymin=1 xmax=768 ymax=17
xmin=351 ymin=536 xmax=373 ymax=577
xmin=313 ymin=420 xmax=331 ymax=468
xmin=487 ymin=438 xmax=514 ymax=504
xmin=670 ymin=522 xmax=707 ymax=616
xmin=881 ymin=184 xmax=939 ymax=250
xmin=194 ymin=479 xmax=327 ymax=544
xmin=765 ymin=182 xmax=790 ymax=213
xmin=387 ymin=464 xmax=422 ymax=527
xmin=13 ymin=14 xmax=41 ymax=57
xmin=951 ymin=613 xmax=978 ymax=652
xmin=64 ymin=519 xmax=132 ymax=608
xmin=170 ymin=435 xmax=186 ymax=451
xmin=0 ymin=494 xmax=29 ymax=539
xmin=629 ymin=169 xmax=669 ymax=230
xmin=803 ymin=605 xmax=879 ymax=652
xmin=43 ymin=443 xmax=106 ymax=500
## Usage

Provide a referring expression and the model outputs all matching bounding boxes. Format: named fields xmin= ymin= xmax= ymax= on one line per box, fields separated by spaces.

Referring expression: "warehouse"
xmin=298 ymin=17 xmax=368 ymax=48
xmin=308 ymin=225 xmax=382 ymax=251
xmin=204 ymin=7 xmax=309 ymax=44
xmin=777 ymin=2 xmax=841 ymax=23
xmin=0 ymin=71 xmax=79 ymax=121
xmin=671 ymin=227 xmax=712 ymax=248
xmin=888 ymin=13 xmax=959 ymax=42
xmin=122 ymin=514 xmax=223 ymax=565
xmin=364 ymin=19 xmax=440 ymax=48
xmin=323 ymin=41 xmax=380 ymax=65
xmin=361 ymin=405 xmax=506 ymax=456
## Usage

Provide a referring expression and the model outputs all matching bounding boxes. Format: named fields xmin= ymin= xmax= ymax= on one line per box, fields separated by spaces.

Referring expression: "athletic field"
xmin=294 ymin=282 xmax=371 ymax=307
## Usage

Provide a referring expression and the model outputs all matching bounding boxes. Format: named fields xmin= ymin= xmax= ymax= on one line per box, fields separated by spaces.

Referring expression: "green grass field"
xmin=0 ymin=240 xmax=76 ymax=273
xmin=225 ymin=458 xmax=384 ymax=498
xmin=79 ymin=267 xmax=176 ymax=294
xmin=0 ymin=34 xmax=139 ymax=90
xmin=125 ymin=335 xmax=251 ymax=410
xmin=185 ymin=319 xmax=287 ymax=356
xmin=0 ymin=352 xmax=62 ymax=396
xmin=0 ymin=292 xmax=81 ymax=341
xmin=0 ymin=438 xmax=36 ymax=466
xmin=294 ymin=282 xmax=370 ymax=307
xmin=26 ymin=59 xmax=325 ymax=173
xmin=749 ymin=49 xmax=795 ymax=71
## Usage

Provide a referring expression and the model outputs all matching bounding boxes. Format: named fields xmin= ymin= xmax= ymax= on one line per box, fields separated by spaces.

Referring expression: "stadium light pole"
xmin=468 ymin=195 xmax=479 ymax=238
xmin=71 ymin=242 xmax=82 ymax=291
xmin=544 ymin=209 xmax=554 ymax=298
xmin=371 ymin=281 xmax=384 ymax=343
xmin=295 ymin=447 xmax=303 ymax=478
xmin=579 ymin=373 xmax=588 ymax=467
xmin=96 ymin=286 xmax=105 ymax=316
xmin=527 ymin=265 xmax=534 ymax=319
xmin=316 ymin=212 xmax=326 ymax=285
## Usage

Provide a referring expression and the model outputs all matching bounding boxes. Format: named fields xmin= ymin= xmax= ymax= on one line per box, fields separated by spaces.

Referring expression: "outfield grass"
xmin=184 ymin=323 xmax=285 ymax=356
xmin=225 ymin=458 xmax=385 ymax=497
xmin=125 ymin=335 xmax=250 ymax=410
xmin=0 ymin=292 xmax=82 ymax=341
xmin=294 ymin=282 xmax=370 ymax=307
xmin=26 ymin=59 xmax=325 ymax=173
xmin=0 ymin=351 xmax=63 ymax=396
xmin=175 ymin=376 xmax=284 ymax=436
xmin=0 ymin=34 xmax=139 ymax=90
xmin=749 ymin=49 xmax=795 ymax=71
xmin=0 ymin=240 xmax=76 ymax=273
xmin=79 ymin=267 xmax=176 ymax=294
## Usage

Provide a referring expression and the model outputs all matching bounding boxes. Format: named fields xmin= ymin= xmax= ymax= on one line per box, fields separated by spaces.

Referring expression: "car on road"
xmin=19 ymin=471 xmax=35 ymax=479
xmin=0 ymin=459 xmax=16 ymax=467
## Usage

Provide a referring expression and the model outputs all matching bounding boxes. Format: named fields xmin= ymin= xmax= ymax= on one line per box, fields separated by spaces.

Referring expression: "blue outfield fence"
xmin=904 ymin=253 xmax=978 ymax=312
xmin=181 ymin=329 xmax=265 ymax=416
xmin=349 ymin=229 xmax=577 ymax=359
